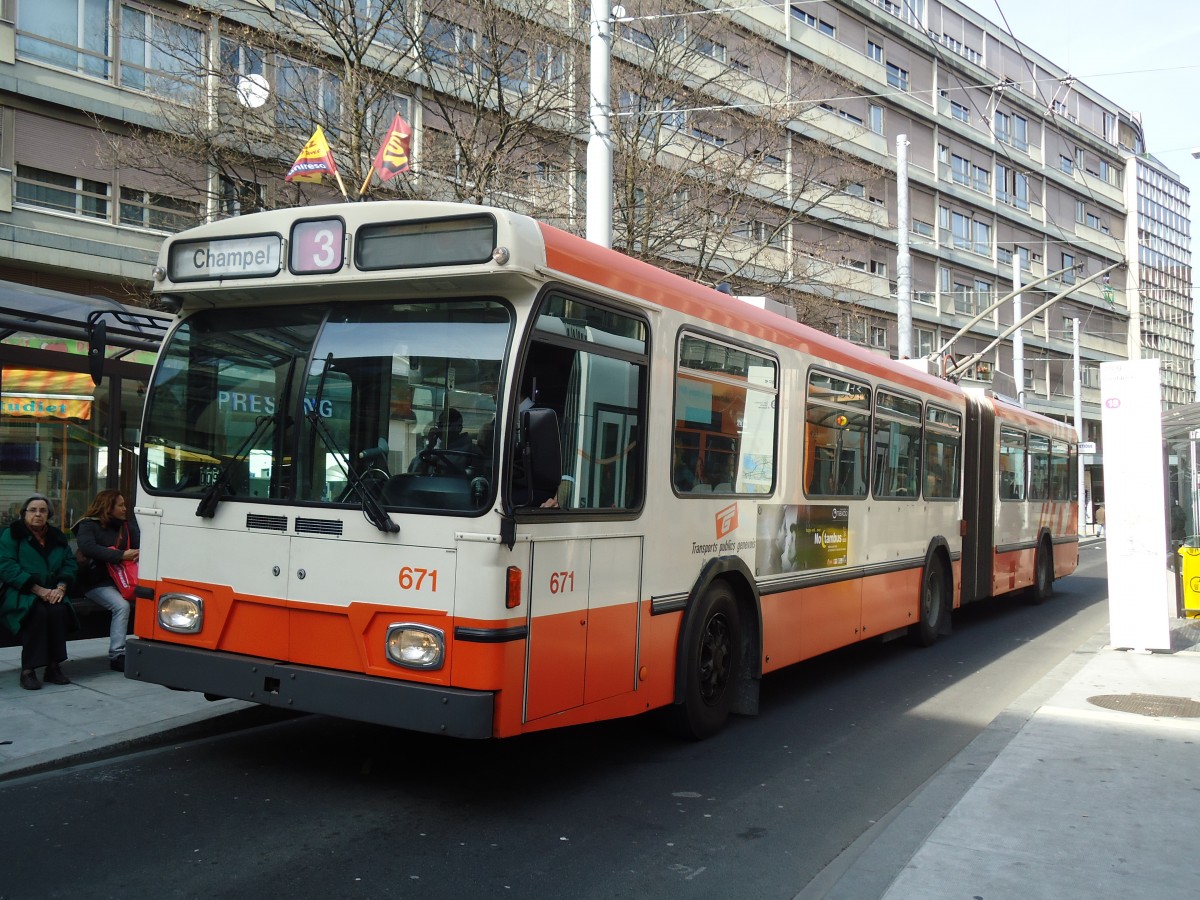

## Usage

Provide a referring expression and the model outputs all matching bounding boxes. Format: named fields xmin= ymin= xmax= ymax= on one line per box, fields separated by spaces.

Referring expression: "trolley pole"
xmin=895 ymin=134 xmax=912 ymax=359
xmin=587 ymin=0 xmax=614 ymax=249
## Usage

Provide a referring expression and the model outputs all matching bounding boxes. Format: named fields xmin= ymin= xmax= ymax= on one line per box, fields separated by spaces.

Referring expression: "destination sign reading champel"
xmin=168 ymin=234 xmax=282 ymax=281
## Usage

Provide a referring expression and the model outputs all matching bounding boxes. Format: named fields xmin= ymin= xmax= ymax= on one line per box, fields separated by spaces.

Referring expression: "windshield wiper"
xmin=195 ymin=414 xmax=275 ymax=519
xmin=308 ymin=354 xmax=399 ymax=534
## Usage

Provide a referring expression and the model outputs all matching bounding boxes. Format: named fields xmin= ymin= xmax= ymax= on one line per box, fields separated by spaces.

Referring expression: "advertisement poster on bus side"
xmin=756 ymin=504 xmax=850 ymax=576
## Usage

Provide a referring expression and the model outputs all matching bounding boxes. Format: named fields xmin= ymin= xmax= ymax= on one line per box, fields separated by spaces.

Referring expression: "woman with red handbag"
xmin=73 ymin=490 xmax=139 ymax=673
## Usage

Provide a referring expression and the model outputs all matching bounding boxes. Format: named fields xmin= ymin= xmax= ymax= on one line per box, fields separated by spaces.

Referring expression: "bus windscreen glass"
xmin=142 ymin=300 xmax=511 ymax=514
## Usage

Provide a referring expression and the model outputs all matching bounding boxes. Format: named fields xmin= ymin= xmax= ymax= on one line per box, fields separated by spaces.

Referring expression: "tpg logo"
xmin=716 ymin=503 xmax=738 ymax=539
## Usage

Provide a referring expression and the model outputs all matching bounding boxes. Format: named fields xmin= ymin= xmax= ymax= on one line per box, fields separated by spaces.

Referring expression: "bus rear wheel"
xmin=1030 ymin=542 xmax=1054 ymax=605
xmin=671 ymin=582 xmax=741 ymax=740
xmin=910 ymin=559 xmax=947 ymax=647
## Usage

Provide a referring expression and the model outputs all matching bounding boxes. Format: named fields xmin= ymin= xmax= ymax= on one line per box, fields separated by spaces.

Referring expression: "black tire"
xmin=671 ymin=582 xmax=741 ymax=740
xmin=910 ymin=558 xmax=946 ymax=647
xmin=1030 ymin=542 xmax=1054 ymax=605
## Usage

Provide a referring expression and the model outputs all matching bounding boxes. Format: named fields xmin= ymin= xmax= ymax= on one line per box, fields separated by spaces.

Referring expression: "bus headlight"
xmin=158 ymin=593 xmax=204 ymax=633
xmin=385 ymin=624 xmax=445 ymax=669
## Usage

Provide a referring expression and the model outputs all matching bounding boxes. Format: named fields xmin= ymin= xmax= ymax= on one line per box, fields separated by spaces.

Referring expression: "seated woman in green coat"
xmin=0 ymin=494 xmax=77 ymax=690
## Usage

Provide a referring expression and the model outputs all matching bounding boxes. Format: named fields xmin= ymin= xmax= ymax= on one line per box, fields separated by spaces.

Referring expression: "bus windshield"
xmin=142 ymin=299 xmax=510 ymax=514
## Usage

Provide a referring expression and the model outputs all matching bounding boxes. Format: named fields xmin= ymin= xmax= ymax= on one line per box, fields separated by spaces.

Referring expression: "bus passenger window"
xmin=999 ymin=427 xmax=1026 ymax=501
xmin=674 ymin=335 xmax=778 ymax=496
xmin=804 ymin=371 xmax=870 ymax=498
xmin=873 ymin=391 xmax=921 ymax=499
xmin=924 ymin=406 xmax=962 ymax=500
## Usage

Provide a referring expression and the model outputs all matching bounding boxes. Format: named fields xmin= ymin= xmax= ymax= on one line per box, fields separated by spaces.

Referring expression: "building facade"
xmin=1128 ymin=153 xmax=1193 ymax=408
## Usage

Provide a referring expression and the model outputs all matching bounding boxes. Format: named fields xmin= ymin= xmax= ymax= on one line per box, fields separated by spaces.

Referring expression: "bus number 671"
xmin=398 ymin=567 xmax=437 ymax=591
xmin=550 ymin=571 xmax=575 ymax=594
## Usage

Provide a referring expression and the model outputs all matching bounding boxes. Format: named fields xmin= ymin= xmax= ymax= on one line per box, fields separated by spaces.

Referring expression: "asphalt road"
xmin=1 ymin=544 xmax=1109 ymax=900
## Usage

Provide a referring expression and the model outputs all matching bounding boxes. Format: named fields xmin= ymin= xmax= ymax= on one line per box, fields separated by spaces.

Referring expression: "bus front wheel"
xmin=671 ymin=582 xmax=741 ymax=740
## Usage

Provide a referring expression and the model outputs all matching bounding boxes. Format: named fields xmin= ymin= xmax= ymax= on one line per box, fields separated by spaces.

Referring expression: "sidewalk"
xmin=0 ymin=636 xmax=250 ymax=780
xmin=804 ymin=616 xmax=1200 ymax=899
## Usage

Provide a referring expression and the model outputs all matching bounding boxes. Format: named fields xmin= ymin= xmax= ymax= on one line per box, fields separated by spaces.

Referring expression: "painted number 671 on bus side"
xmin=398 ymin=566 xmax=438 ymax=591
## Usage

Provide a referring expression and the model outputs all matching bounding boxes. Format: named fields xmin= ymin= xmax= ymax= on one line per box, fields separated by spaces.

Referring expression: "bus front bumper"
xmin=125 ymin=638 xmax=495 ymax=739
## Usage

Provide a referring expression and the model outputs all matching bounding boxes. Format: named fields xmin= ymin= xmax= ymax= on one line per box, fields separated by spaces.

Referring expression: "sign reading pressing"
xmin=168 ymin=234 xmax=282 ymax=282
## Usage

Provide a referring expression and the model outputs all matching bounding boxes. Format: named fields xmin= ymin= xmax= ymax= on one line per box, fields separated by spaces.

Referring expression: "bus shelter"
xmin=0 ymin=280 xmax=170 ymax=528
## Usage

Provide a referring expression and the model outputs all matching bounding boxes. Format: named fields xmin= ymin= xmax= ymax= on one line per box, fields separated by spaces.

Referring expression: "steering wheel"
xmin=414 ymin=448 xmax=479 ymax=475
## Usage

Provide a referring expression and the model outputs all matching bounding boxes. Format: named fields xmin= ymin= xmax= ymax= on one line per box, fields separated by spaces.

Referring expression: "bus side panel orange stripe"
xmin=993 ymin=548 xmax=1034 ymax=595
xmin=861 ymin=568 xmax=921 ymax=637
xmin=1054 ymin=541 xmax=1079 ymax=579
xmin=640 ymin=602 xmax=682 ymax=708
xmin=762 ymin=579 xmax=862 ymax=672
xmin=525 ymin=608 xmax=586 ymax=720
xmin=584 ymin=599 xmax=640 ymax=705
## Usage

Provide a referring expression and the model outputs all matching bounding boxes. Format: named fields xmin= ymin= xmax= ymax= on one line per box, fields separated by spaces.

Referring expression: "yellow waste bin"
xmin=1179 ymin=544 xmax=1200 ymax=618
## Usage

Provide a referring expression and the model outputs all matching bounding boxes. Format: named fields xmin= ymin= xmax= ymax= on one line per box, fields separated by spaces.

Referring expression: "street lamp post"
xmin=587 ymin=1 xmax=614 ymax=249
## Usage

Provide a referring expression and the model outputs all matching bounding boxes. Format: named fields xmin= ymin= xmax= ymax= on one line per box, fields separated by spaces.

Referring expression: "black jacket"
xmin=73 ymin=516 xmax=140 ymax=591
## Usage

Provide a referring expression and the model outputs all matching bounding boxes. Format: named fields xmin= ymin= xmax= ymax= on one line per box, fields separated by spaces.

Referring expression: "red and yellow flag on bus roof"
xmin=371 ymin=114 xmax=413 ymax=182
xmin=285 ymin=127 xmax=339 ymax=184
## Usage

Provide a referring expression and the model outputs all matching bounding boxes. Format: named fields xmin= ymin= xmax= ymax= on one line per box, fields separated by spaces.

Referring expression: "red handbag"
xmin=107 ymin=522 xmax=138 ymax=601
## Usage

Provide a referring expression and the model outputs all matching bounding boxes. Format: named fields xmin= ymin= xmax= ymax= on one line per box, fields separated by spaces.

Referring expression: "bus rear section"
xmin=960 ymin=390 xmax=1079 ymax=606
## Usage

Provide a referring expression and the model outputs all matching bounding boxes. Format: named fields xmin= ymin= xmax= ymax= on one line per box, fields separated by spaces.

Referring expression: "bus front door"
xmin=524 ymin=535 xmax=643 ymax=722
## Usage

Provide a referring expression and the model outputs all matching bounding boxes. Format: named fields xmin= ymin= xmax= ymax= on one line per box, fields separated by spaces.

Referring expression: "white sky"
xmin=976 ymin=0 xmax=1200 ymax=232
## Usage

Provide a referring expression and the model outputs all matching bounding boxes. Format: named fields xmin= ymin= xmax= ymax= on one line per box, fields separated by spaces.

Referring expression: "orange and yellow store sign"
xmin=1 ymin=369 xmax=94 ymax=419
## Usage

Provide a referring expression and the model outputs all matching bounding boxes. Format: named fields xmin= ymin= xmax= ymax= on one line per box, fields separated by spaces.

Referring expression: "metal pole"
xmin=587 ymin=1 xmax=614 ymax=248
xmin=1013 ymin=264 xmax=1024 ymax=407
xmin=895 ymin=134 xmax=911 ymax=358
xmin=1073 ymin=317 xmax=1084 ymax=534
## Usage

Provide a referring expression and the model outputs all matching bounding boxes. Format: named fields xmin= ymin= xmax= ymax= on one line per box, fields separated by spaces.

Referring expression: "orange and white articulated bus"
xmin=126 ymin=201 xmax=1079 ymax=739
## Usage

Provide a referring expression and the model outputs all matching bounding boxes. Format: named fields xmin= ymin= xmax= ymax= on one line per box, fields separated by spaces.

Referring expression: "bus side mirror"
xmin=522 ymin=407 xmax=562 ymax=501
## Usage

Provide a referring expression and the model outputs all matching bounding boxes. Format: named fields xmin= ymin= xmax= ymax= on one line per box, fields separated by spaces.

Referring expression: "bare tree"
xmin=602 ymin=1 xmax=890 ymax=326
xmin=106 ymin=0 xmax=891 ymax=333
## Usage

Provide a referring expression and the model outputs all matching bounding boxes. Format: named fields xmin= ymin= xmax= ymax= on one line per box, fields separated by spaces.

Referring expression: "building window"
xmin=870 ymin=259 xmax=887 ymax=277
xmin=220 ymin=176 xmax=265 ymax=217
xmin=886 ymin=62 xmax=909 ymax=91
xmin=868 ymin=104 xmax=884 ymax=135
xmin=950 ymin=154 xmax=969 ymax=186
xmin=15 ymin=165 xmax=110 ymax=220
xmin=951 ymin=211 xmax=970 ymax=250
xmin=870 ymin=325 xmax=887 ymax=348
xmin=119 ymin=187 xmax=201 ymax=231
xmin=867 ymin=39 xmax=883 ymax=63
xmin=16 ymin=0 xmax=110 ymax=78
xmin=1061 ymin=252 xmax=1076 ymax=284
xmin=953 ymin=281 xmax=973 ymax=314
xmin=119 ymin=4 xmax=206 ymax=101
xmin=914 ymin=327 xmax=936 ymax=358
xmin=791 ymin=6 xmax=835 ymax=36
xmin=974 ymin=278 xmax=992 ymax=310
xmin=1060 ymin=155 xmax=1074 ymax=175
xmin=275 ymin=57 xmax=341 ymax=129
xmin=950 ymin=100 xmax=970 ymax=123
xmin=973 ymin=220 xmax=991 ymax=257
xmin=912 ymin=218 xmax=933 ymax=237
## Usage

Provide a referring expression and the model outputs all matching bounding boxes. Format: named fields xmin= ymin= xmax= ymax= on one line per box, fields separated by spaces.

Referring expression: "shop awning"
xmin=2 ymin=368 xmax=94 ymax=418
